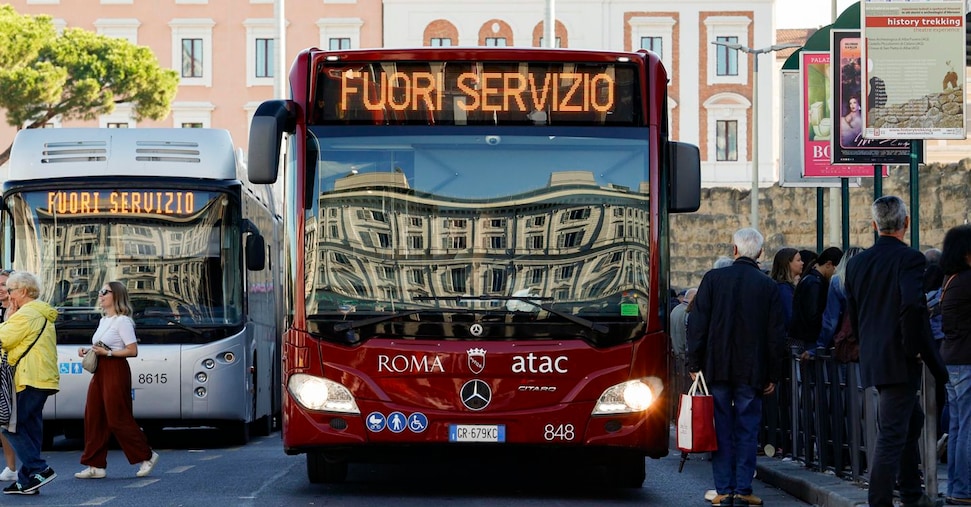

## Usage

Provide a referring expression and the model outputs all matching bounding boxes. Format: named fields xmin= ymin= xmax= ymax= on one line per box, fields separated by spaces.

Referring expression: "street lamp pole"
xmin=711 ymin=41 xmax=800 ymax=229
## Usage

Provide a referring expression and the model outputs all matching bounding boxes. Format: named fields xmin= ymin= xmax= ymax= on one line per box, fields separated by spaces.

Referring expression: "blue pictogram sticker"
xmin=366 ymin=412 xmax=386 ymax=432
xmin=61 ymin=362 xmax=85 ymax=374
xmin=408 ymin=412 xmax=428 ymax=433
xmin=387 ymin=411 xmax=407 ymax=433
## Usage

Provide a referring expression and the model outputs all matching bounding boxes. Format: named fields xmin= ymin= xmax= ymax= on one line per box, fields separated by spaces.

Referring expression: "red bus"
xmin=248 ymin=47 xmax=700 ymax=487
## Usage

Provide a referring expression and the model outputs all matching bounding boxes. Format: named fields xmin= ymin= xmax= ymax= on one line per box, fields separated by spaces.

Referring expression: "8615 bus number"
xmin=138 ymin=373 xmax=168 ymax=384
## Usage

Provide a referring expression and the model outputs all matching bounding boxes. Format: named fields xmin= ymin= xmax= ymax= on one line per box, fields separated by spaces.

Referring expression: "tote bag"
xmin=676 ymin=371 xmax=718 ymax=453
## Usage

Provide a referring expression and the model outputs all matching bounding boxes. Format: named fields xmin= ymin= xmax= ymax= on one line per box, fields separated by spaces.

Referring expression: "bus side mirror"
xmin=245 ymin=234 xmax=266 ymax=271
xmin=248 ymin=100 xmax=298 ymax=184
xmin=669 ymin=141 xmax=701 ymax=213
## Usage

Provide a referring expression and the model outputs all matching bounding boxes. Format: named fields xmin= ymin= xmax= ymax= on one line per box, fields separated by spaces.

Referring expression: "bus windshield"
xmin=306 ymin=126 xmax=652 ymax=332
xmin=5 ymin=189 xmax=243 ymax=327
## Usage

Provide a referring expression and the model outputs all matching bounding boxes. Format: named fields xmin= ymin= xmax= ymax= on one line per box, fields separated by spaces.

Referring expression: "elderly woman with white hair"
xmin=0 ymin=271 xmax=59 ymax=495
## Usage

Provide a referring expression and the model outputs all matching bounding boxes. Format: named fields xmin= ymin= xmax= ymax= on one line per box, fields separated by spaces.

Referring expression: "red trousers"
xmin=80 ymin=357 xmax=152 ymax=468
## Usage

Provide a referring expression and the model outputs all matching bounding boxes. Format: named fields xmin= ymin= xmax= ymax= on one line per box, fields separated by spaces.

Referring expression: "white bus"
xmin=2 ymin=128 xmax=283 ymax=444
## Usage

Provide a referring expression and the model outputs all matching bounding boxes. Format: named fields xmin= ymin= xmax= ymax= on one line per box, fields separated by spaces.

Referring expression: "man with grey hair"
xmin=844 ymin=195 xmax=947 ymax=507
xmin=687 ymin=228 xmax=786 ymax=506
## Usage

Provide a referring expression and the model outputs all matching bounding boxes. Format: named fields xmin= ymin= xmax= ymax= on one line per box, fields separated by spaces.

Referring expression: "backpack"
xmin=832 ymin=311 xmax=859 ymax=363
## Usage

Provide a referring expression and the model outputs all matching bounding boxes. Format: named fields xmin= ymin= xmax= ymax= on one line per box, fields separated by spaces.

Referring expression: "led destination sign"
xmin=317 ymin=61 xmax=640 ymax=125
xmin=47 ymin=190 xmax=198 ymax=216
xmin=341 ymin=70 xmax=616 ymax=113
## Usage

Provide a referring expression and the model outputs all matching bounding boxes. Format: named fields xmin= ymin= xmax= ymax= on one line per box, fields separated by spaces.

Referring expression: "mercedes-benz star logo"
xmin=460 ymin=379 xmax=492 ymax=411
xmin=469 ymin=323 xmax=484 ymax=337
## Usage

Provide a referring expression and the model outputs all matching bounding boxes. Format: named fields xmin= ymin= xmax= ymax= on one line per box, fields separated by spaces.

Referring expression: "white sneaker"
xmin=136 ymin=452 xmax=159 ymax=477
xmin=0 ymin=467 xmax=16 ymax=481
xmin=74 ymin=467 xmax=106 ymax=479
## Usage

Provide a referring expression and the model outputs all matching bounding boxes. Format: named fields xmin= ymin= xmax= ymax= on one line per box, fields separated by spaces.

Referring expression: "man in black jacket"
xmin=687 ymin=228 xmax=787 ymax=507
xmin=844 ymin=196 xmax=947 ymax=507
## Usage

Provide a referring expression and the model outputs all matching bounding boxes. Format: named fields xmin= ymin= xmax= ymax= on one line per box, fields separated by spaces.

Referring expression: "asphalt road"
xmin=0 ymin=429 xmax=811 ymax=506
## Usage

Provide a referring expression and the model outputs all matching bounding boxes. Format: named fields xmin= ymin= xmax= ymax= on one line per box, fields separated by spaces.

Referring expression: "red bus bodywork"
xmin=250 ymin=47 xmax=698 ymax=486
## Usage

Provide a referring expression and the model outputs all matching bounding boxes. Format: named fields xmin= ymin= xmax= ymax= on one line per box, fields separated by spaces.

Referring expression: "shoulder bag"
xmin=0 ymin=320 xmax=49 ymax=426
xmin=82 ymin=318 xmax=119 ymax=373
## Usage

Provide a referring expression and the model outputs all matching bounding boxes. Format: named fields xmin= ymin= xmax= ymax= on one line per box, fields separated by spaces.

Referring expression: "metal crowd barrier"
xmin=757 ymin=347 xmax=939 ymax=497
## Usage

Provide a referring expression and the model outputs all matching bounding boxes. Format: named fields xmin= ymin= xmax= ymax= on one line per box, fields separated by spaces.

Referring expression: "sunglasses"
xmin=99 ymin=289 xmax=112 ymax=296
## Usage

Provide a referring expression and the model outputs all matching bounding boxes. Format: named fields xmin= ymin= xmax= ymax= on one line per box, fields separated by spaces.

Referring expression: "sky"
xmin=776 ymin=0 xmax=859 ymax=29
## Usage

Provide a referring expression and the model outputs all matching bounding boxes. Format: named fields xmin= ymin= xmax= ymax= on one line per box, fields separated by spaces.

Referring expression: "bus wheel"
xmin=607 ymin=453 xmax=646 ymax=488
xmin=306 ymin=452 xmax=348 ymax=484
xmin=252 ymin=414 xmax=273 ymax=437
xmin=229 ymin=420 xmax=250 ymax=446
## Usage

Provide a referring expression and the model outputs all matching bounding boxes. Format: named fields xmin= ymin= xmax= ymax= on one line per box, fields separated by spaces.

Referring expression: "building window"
xmin=538 ymin=37 xmax=561 ymax=48
xmin=485 ymin=37 xmax=507 ymax=47
xmin=430 ymin=37 xmax=452 ymax=47
xmin=317 ymin=18 xmax=363 ymax=50
xmin=488 ymin=270 xmax=507 ymax=292
xmin=408 ymin=269 xmax=424 ymax=285
xmin=559 ymin=231 xmax=584 ymax=248
xmin=489 ymin=236 xmax=506 ymax=249
xmin=527 ymin=235 xmax=544 ymax=249
xmin=170 ymin=19 xmax=214 ymax=87
xmin=715 ymin=36 xmax=739 ymax=76
xmin=529 ymin=268 xmax=544 ymax=285
xmin=181 ymin=38 xmax=204 ymax=78
xmin=716 ymin=120 xmax=738 ymax=161
xmin=329 ymin=37 xmax=351 ymax=50
xmin=255 ymin=38 xmax=274 ymax=78
xmin=106 ymin=122 xmax=129 ymax=128
xmin=171 ymin=101 xmax=215 ymax=128
xmin=444 ymin=236 xmax=467 ymax=249
xmin=407 ymin=235 xmax=423 ymax=249
xmin=450 ymin=267 xmax=467 ymax=293
xmin=640 ymin=36 xmax=662 ymax=58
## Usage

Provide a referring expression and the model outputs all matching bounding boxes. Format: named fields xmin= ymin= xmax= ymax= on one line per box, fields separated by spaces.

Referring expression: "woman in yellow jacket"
xmin=0 ymin=272 xmax=59 ymax=495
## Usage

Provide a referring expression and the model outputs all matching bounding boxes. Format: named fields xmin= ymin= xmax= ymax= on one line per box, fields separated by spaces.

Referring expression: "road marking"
xmin=198 ymin=454 xmax=222 ymax=461
xmin=165 ymin=465 xmax=195 ymax=473
xmin=125 ymin=478 xmax=160 ymax=488
xmin=80 ymin=497 xmax=114 ymax=505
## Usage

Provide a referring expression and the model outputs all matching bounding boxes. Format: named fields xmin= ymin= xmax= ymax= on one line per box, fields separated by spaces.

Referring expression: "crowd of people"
xmin=0 ymin=275 xmax=158 ymax=495
xmin=678 ymin=195 xmax=968 ymax=507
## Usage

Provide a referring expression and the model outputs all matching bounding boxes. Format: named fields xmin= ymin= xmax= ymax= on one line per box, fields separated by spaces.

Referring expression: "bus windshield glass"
xmin=305 ymin=126 xmax=652 ymax=335
xmin=5 ymin=189 xmax=243 ymax=327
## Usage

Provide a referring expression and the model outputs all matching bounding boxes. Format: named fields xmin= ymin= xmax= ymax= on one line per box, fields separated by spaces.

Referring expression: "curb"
xmin=755 ymin=458 xmax=869 ymax=507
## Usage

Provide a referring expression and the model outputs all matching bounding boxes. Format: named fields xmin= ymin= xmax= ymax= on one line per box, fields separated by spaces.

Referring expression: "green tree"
xmin=0 ymin=5 xmax=179 ymax=165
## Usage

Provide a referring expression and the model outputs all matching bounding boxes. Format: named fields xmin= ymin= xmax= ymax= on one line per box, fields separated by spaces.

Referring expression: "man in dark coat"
xmin=844 ymin=195 xmax=948 ymax=507
xmin=687 ymin=228 xmax=787 ymax=507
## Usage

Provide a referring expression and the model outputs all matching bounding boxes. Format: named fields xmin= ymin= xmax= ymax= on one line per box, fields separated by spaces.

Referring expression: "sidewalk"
xmin=755 ymin=456 xmax=948 ymax=507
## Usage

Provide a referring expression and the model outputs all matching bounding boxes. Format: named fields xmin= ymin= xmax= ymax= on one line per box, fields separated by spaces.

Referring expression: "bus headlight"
xmin=591 ymin=377 xmax=664 ymax=415
xmin=287 ymin=373 xmax=360 ymax=414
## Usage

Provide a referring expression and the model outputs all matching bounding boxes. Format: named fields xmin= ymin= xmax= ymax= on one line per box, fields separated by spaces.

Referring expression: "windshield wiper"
xmin=139 ymin=311 xmax=204 ymax=336
xmin=331 ymin=310 xmax=425 ymax=332
xmin=412 ymin=295 xmax=609 ymax=334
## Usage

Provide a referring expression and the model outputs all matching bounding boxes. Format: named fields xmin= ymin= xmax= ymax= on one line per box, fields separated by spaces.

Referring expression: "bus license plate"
xmin=448 ymin=424 xmax=505 ymax=443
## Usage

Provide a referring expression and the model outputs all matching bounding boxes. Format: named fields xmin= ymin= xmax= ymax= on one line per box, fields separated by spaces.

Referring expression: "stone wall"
xmin=670 ymin=158 xmax=971 ymax=289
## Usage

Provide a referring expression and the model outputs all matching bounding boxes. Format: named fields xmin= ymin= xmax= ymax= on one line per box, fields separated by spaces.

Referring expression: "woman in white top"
xmin=74 ymin=281 xmax=158 ymax=480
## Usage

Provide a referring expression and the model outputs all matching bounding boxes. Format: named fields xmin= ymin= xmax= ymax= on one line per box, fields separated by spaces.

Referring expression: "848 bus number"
xmin=138 ymin=373 xmax=167 ymax=384
xmin=544 ymin=423 xmax=575 ymax=441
